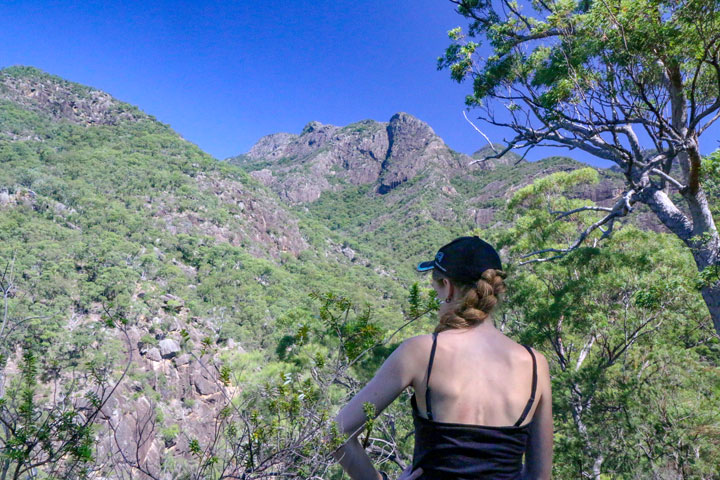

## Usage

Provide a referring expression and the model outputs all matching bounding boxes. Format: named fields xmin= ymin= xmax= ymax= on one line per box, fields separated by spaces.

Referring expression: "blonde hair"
xmin=432 ymin=268 xmax=508 ymax=333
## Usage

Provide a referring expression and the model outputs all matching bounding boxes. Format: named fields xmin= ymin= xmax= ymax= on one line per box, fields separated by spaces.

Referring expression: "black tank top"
xmin=410 ymin=332 xmax=538 ymax=479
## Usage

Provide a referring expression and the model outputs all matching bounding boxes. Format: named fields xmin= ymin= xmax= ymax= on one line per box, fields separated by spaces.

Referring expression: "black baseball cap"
xmin=417 ymin=236 xmax=503 ymax=284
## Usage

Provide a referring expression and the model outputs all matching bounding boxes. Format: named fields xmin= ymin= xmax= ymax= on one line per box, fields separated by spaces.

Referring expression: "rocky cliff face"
xmin=378 ymin=113 xmax=464 ymax=193
xmin=191 ymin=171 xmax=309 ymax=258
xmin=0 ymin=66 xmax=147 ymax=127
xmin=92 ymin=294 xmax=246 ymax=476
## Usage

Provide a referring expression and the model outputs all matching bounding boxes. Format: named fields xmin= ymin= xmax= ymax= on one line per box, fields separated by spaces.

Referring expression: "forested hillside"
xmin=0 ymin=66 xmax=413 ymax=476
xmin=1 ymin=66 xmax=718 ymax=479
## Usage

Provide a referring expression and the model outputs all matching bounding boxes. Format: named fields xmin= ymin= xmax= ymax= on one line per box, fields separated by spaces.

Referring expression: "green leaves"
xmin=441 ymin=0 xmax=720 ymax=138
xmin=507 ymin=167 xmax=599 ymax=211
xmin=408 ymin=283 xmax=422 ymax=318
xmin=219 ymin=365 xmax=232 ymax=386
xmin=361 ymin=402 xmax=377 ymax=448
xmin=632 ymin=278 xmax=683 ymax=310
xmin=408 ymin=281 xmax=440 ymax=319
xmin=438 ymin=27 xmax=480 ymax=84
xmin=502 ymin=177 xmax=720 ymax=476
xmin=188 ymin=438 xmax=202 ymax=456
xmin=0 ymin=345 xmax=100 ymax=476
xmin=309 ymin=290 xmax=385 ymax=361
xmin=695 ymin=263 xmax=720 ymax=290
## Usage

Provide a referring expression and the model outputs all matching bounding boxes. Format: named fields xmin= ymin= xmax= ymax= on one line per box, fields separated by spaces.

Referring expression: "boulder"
xmin=227 ymin=338 xmax=247 ymax=354
xmin=174 ymin=353 xmax=191 ymax=367
xmin=191 ymin=369 xmax=219 ymax=396
xmin=146 ymin=347 xmax=162 ymax=362
xmin=160 ymin=294 xmax=185 ymax=313
xmin=193 ymin=376 xmax=218 ymax=396
xmin=159 ymin=338 xmax=180 ymax=359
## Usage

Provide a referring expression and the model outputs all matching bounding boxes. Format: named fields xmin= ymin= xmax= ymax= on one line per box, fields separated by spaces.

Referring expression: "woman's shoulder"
xmin=509 ymin=340 xmax=548 ymax=370
xmin=398 ymin=333 xmax=435 ymax=355
xmin=507 ymin=341 xmax=551 ymax=391
xmin=391 ymin=334 xmax=438 ymax=369
xmin=505 ymin=339 xmax=549 ymax=372
xmin=397 ymin=331 xmax=549 ymax=370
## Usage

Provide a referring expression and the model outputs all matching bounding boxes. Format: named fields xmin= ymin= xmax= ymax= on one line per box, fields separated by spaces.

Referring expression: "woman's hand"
xmin=396 ymin=465 xmax=423 ymax=480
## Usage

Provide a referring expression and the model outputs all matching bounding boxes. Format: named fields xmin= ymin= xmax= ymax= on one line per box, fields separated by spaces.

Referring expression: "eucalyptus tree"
xmin=440 ymin=0 xmax=720 ymax=333
xmin=488 ymin=169 xmax=720 ymax=478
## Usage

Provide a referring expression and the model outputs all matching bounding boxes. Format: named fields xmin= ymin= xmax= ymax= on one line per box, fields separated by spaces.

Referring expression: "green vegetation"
xmin=499 ymin=174 xmax=720 ymax=477
xmin=0 ymin=66 xmax=717 ymax=478
xmin=338 ymin=120 xmax=382 ymax=135
xmin=301 ymin=172 xmax=473 ymax=281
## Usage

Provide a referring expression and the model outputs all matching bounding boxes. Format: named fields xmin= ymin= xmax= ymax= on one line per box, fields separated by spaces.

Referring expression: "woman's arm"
xmin=332 ymin=337 xmax=421 ymax=480
xmin=522 ymin=350 xmax=554 ymax=480
xmin=332 ymin=433 xmax=383 ymax=480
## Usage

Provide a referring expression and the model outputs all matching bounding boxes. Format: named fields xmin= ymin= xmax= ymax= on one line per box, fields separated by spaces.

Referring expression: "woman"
xmin=332 ymin=236 xmax=553 ymax=479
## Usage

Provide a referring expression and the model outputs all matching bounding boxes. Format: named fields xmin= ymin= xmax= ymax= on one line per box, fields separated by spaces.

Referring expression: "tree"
xmin=439 ymin=0 xmax=720 ymax=334
xmin=495 ymin=175 xmax=720 ymax=478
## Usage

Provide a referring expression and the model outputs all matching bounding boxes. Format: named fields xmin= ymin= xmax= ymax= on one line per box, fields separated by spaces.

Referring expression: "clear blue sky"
xmin=5 ymin=0 xmax=710 ymax=170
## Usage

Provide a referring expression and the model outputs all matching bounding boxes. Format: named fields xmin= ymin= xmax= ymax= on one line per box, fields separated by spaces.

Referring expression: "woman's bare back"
xmin=411 ymin=322 xmax=540 ymax=428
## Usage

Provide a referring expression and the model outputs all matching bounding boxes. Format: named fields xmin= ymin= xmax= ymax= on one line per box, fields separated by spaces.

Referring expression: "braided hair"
xmin=432 ymin=267 xmax=508 ymax=334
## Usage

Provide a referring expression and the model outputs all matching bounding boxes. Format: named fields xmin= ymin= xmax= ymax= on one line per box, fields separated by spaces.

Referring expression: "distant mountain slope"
xmin=0 ymin=65 xmax=412 ymax=327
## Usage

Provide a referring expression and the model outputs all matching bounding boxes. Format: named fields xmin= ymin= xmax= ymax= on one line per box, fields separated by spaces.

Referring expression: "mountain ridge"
xmin=0 ymin=65 xmax=149 ymax=128
xmin=227 ymin=111 xmax=525 ymax=204
xmin=228 ymin=112 xmax=681 ymax=282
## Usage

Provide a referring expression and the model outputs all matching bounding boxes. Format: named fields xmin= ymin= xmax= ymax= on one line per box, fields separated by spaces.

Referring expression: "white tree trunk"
xmin=637 ymin=177 xmax=720 ymax=333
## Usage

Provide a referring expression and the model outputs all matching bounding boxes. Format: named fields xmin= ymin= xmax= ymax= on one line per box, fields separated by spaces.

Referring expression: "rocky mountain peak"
xmin=387 ymin=112 xmax=435 ymax=138
xmin=378 ymin=112 xmax=459 ymax=194
xmin=230 ymin=112 xmax=476 ymax=202
xmin=297 ymin=121 xmax=339 ymax=153
xmin=246 ymin=132 xmax=299 ymax=161
xmin=244 ymin=121 xmax=340 ymax=166
xmin=301 ymin=120 xmax=325 ymax=134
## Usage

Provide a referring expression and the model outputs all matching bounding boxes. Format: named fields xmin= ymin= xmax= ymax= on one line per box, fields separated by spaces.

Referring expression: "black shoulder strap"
xmin=425 ymin=332 xmax=439 ymax=420
xmin=514 ymin=344 xmax=538 ymax=427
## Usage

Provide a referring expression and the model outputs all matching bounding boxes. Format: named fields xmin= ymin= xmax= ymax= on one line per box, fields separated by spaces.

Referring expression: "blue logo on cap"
xmin=434 ymin=251 xmax=448 ymax=272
